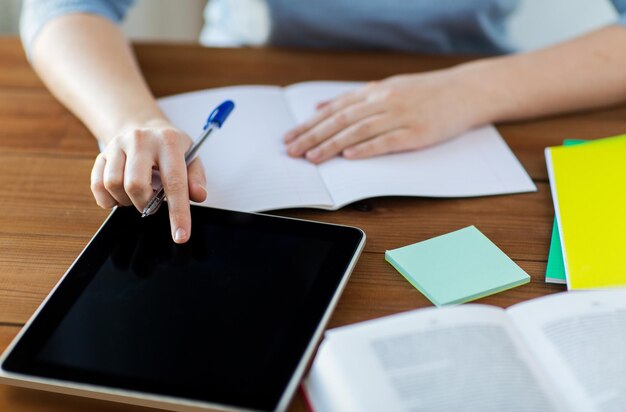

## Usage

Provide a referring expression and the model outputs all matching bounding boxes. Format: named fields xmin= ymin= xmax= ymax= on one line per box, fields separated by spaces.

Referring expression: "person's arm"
xmin=29 ymin=13 xmax=206 ymax=243
xmin=285 ymin=24 xmax=626 ymax=164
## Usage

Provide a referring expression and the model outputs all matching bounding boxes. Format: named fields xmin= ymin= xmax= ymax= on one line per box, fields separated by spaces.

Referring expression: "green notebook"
xmin=545 ymin=139 xmax=586 ymax=285
xmin=546 ymin=220 xmax=566 ymax=284
xmin=385 ymin=226 xmax=530 ymax=306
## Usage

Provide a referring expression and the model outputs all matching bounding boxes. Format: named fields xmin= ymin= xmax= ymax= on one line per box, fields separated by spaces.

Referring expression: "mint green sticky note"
xmin=545 ymin=139 xmax=586 ymax=285
xmin=385 ymin=226 xmax=530 ymax=306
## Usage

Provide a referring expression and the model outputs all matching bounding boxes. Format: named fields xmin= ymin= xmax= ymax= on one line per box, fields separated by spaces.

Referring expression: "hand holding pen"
xmin=91 ymin=100 xmax=234 ymax=244
xmin=142 ymin=100 xmax=234 ymax=218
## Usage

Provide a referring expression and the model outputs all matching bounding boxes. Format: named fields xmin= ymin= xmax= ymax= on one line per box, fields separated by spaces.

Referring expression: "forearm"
xmin=457 ymin=24 xmax=626 ymax=125
xmin=30 ymin=13 xmax=167 ymax=145
xmin=30 ymin=13 xmax=203 ymax=243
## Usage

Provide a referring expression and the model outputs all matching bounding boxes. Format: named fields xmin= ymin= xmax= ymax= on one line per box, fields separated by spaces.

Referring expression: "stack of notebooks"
xmin=545 ymin=134 xmax=626 ymax=289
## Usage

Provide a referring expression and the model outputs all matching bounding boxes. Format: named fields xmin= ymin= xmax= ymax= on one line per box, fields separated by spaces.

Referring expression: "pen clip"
xmin=204 ymin=100 xmax=235 ymax=129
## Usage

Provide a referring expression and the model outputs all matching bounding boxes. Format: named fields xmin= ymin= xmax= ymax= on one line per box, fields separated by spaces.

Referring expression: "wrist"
xmin=118 ymin=113 xmax=174 ymax=133
xmin=101 ymin=114 xmax=175 ymax=146
xmin=448 ymin=57 xmax=518 ymax=127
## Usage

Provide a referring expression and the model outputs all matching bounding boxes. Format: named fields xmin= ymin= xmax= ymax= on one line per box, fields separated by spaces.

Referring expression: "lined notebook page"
xmin=320 ymin=126 xmax=534 ymax=208
xmin=284 ymin=82 xmax=536 ymax=209
xmin=159 ymin=86 xmax=332 ymax=212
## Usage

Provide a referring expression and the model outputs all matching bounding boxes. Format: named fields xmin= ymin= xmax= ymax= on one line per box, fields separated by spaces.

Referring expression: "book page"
xmin=305 ymin=306 xmax=562 ymax=412
xmin=508 ymin=289 xmax=626 ymax=412
xmin=158 ymin=85 xmax=332 ymax=212
xmin=285 ymin=81 xmax=536 ymax=209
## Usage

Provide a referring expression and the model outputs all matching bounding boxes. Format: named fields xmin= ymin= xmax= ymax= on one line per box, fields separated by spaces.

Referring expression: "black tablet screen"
xmin=2 ymin=205 xmax=363 ymax=411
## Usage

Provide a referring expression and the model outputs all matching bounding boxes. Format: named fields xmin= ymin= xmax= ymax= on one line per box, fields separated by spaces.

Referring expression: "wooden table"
xmin=1 ymin=36 xmax=625 ymax=411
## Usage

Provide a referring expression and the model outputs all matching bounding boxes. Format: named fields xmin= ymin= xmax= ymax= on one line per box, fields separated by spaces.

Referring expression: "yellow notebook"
xmin=545 ymin=134 xmax=626 ymax=289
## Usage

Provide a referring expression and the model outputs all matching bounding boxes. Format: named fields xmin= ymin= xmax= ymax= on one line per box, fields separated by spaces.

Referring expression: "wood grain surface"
xmin=1 ymin=37 xmax=625 ymax=411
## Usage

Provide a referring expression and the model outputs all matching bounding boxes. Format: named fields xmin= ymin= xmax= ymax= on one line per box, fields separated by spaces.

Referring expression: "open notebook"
xmin=158 ymin=81 xmax=536 ymax=212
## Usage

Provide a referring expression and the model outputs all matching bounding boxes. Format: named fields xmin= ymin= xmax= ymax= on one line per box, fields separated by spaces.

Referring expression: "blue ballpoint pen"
xmin=141 ymin=100 xmax=235 ymax=217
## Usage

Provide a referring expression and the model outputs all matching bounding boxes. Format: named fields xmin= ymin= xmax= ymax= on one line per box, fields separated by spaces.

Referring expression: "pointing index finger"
xmin=159 ymin=137 xmax=192 ymax=243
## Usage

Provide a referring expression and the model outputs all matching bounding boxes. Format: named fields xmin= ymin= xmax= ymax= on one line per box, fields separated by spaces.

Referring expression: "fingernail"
xmin=198 ymin=185 xmax=208 ymax=198
xmin=284 ymin=131 xmax=295 ymax=142
xmin=343 ymin=148 xmax=356 ymax=158
xmin=174 ymin=228 xmax=187 ymax=243
xmin=306 ymin=149 xmax=321 ymax=161
xmin=287 ymin=145 xmax=300 ymax=156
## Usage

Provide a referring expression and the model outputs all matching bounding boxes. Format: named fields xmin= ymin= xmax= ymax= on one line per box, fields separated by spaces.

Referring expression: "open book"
xmin=158 ymin=82 xmax=536 ymax=212
xmin=304 ymin=289 xmax=626 ymax=412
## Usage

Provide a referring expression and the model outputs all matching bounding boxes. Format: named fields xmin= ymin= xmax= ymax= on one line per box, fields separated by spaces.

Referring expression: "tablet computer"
xmin=0 ymin=205 xmax=365 ymax=411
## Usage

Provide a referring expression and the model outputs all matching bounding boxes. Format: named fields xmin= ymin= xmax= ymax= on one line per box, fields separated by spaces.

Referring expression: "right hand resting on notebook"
xmin=283 ymin=69 xmax=488 ymax=164
xmin=91 ymin=120 xmax=208 ymax=243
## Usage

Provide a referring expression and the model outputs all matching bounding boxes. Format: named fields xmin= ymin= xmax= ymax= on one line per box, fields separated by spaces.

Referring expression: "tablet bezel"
xmin=0 ymin=206 xmax=365 ymax=412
